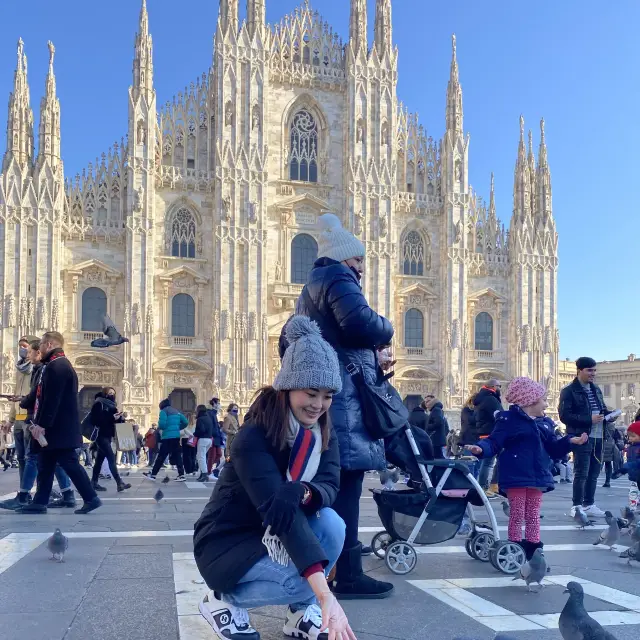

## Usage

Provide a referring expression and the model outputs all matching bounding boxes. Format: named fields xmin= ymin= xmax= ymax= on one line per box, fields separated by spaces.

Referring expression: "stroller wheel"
xmin=385 ymin=541 xmax=417 ymax=575
xmin=489 ymin=541 xmax=525 ymax=575
xmin=467 ymin=533 xmax=495 ymax=562
xmin=371 ymin=531 xmax=393 ymax=560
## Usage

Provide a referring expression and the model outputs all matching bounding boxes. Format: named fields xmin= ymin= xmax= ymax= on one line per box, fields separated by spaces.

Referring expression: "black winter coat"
xmin=194 ymin=414 xmax=214 ymax=439
xmin=193 ymin=422 xmax=341 ymax=593
xmin=90 ymin=394 xmax=122 ymax=439
xmin=282 ymin=257 xmax=394 ymax=472
xmin=473 ymin=387 xmax=503 ymax=437
xmin=207 ymin=409 xmax=223 ymax=446
xmin=408 ymin=406 xmax=428 ymax=431
xmin=459 ymin=406 xmax=479 ymax=445
xmin=32 ymin=350 xmax=82 ymax=451
xmin=558 ymin=378 xmax=608 ymax=436
xmin=426 ymin=402 xmax=448 ymax=448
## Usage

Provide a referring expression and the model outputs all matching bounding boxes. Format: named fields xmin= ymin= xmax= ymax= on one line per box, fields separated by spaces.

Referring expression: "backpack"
xmin=145 ymin=430 xmax=157 ymax=449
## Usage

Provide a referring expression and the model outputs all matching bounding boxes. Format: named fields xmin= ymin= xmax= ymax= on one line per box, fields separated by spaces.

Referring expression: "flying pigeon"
xmin=559 ymin=581 xmax=619 ymax=640
xmin=162 ymin=476 xmax=171 ymax=484
xmin=593 ymin=511 xmax=620 ymax=550
xmin=512 ymin=547 xmax=547 ymax=592
xmin=573 ymin=506 xmax=596 ymax=529
xmin=153 ymin=489 xmax=164 ymax=503
xmin=90 ymin=314 xmax=129 ymax=348
xmin=502 ymin=500 xmax=511 ymax=518
xmin=619 ymin=539 xmax=640 ymax=565
xmin=47 ymin=528 xmax=68 ymax=563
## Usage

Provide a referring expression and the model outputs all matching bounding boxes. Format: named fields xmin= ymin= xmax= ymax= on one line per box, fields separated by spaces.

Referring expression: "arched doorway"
xmin=78 ymin=386 xmax=102 ymax=418
xmin=169 ymin=388 xmax=196 ymax=422
xmin=403 ymin=394 xmax=423 ymax=412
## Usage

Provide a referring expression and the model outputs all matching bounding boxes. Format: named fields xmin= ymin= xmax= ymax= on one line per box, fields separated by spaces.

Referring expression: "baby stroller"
xmin=370 ymin=424 xmax=525 ymax=576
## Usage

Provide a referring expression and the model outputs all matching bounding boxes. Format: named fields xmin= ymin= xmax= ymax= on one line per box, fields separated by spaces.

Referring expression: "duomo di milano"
xmin=0 ymin=0 xmax=559 ymax=427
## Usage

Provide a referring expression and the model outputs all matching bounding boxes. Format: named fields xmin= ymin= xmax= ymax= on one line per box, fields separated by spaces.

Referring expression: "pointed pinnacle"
xmin=528 ymin=129 xmax=533 ymax=153
xmin=48 ymin=40 xmax=55 ymax=67
xmin=540 ymin=117 xmax=546 ymax=142
xmin=519 ymin=114 xmax=525 ymax=139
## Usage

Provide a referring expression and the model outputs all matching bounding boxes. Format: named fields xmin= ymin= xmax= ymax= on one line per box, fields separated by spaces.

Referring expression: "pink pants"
xmin=506 ymin=487 xmax=543 ymax=543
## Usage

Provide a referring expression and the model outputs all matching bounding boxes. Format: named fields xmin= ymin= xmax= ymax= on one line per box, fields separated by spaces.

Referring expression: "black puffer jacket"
xmin=90 ymin=393 xmax=123 ymax=439
xmin=459 ymin=406 xmax=479 ymax=445
xmin=194 ymin=413 xmax=214 ymax=439
xmin=193 ymin=422 xmax=341 ymax=593
xmin=408 ymin=406 xmax=428 ymax=431
xmin=426 ymin=402 xmax=448 ymax=448
xmin=280 ymin=257 xmax=394 ymax=471
xmin=473 ymin=387 xmax=503 ymax=437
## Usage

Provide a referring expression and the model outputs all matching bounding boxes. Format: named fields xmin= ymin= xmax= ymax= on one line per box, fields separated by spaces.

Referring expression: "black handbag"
xmin=81 ymin=411 xmax=99 ymax=442
xmin=301 ymin=288 xmax=408 ymax=440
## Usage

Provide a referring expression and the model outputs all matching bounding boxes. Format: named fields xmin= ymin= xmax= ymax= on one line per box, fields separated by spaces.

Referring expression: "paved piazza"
xmin=1 ymin=468 xmax=640 ymax=640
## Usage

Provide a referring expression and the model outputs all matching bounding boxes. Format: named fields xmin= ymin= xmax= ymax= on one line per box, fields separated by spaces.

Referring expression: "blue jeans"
xmin=478 ymin=456 xmax=497 ymax=489
xmin=222 ymin=508 xmax=345 ymax=610
xmin=21 ymin=432 xmax=71 ymax=493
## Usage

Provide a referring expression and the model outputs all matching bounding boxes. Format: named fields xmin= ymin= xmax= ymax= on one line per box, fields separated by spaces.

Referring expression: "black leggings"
xmin=151 ymin=439 xmax=184 ymax=477
xmin=605 ymin=461 xmax=613 ymax=484
xmin=332 ymin=469 xmax=364 ymax=551
xmin=91 ymin=435 xmax=122 ymax=485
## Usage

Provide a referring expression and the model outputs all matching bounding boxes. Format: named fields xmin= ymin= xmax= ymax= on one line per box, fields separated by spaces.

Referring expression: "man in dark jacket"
xmin=559 ymin=356 xmax=613 ymax=519
xmin=18 ymin=332 xmax=100 ymax=515
xmin=408 ymin=399 xmax=428 ymax=432
xmin=473 ymin=379 xmax=503 ymax=492
xmin=283 ymin=213 xmax=394 ymax=600
xmin=425 ymin=397 xmax=448 ymax=458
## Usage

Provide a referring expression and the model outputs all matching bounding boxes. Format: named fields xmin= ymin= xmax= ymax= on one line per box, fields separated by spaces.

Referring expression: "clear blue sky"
xmin=1 ymin=1 xmax=638 ymax=362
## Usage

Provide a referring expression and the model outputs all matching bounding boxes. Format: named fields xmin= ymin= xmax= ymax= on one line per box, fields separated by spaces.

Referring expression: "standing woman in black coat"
xmin=194 ymin=317 xmax=355 ymax=640
xmin=90 ymin=387 xmax=132 ymax=493
xmin=426 ymin=397 xmax=449 ymax=459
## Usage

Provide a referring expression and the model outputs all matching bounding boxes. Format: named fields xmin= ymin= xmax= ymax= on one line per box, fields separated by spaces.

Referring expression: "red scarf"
xmin=33 ymin=350 xmax=66 ymax=420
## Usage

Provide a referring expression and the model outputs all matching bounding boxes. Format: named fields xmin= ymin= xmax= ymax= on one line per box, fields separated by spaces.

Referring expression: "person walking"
xmin=283 ymin=212 xmax=394 ymax=600
xmin=194 ymin=405 xmax=214 ymax=482
xmin=467 ymin=377 xmax=587 ymax=560
xmin=206 ymin=398 xmax=223 ymax=476
xmin=144 ymin=398 xmax=188 ymax=481
xmin=473 ymin=379 xmax=503 ymax=495
xmin=145 ymin=424 xmax=159 ymax=467
xmin=181 ymin=417 xmax=197 ymax=476
xmin=459 ymin=395 xmax=479 ymax=473
xmin=602 ymin=426 xmax=623 ymax=488
xmin=17 ymin=332 xmax=101 ymax=515
xmin=194 ymin=316 xmax=355 ymax=640
xmin=89 ymin=388 xmax=132 ymax=493
xmin=559 ymin=357 xmax=614 ymax=519
xmin=408 ymin=399 xmax=428 ymax=432
xmin=425 ymin=396 xmax=448 ymax=459
xmin=222 ymin=403 xmax=240 ymax=457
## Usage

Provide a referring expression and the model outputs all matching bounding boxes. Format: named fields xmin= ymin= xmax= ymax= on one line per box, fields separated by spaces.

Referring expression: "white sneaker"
xmin=208 ymin=474 xmax=218 ymax=482
xmin=175 ymin=475 xmax=187 ymax=482
xmin=283 ymin=604 xmax=327 ymax=640
xmin=199 ymin=591 xmax=260 ymax=640
xmin=583 ymin=504 xmax=606 ymax=518
xmin=570 ymin=506 xmax=578 ymax=518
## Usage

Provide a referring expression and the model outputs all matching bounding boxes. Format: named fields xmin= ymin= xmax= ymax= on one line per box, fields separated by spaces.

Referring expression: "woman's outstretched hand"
xmin=569 ymin=432 xmax=588 ymax=446
xmin=465 ymin=445 xmax=483 ymax=456
xmin=319 ymin=592 xmax=358 ymax=640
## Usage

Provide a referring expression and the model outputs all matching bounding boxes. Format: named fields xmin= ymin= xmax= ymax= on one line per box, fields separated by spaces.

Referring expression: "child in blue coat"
xmin=467 ymin=377 xmax=587 ymax=559
xmin=612 ymin=421 xmax=640 ymax=484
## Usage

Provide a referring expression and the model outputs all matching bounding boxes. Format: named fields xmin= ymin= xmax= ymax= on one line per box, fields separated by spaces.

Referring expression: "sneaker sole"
xmin=198 ymin=599 xmax=261 ymax=640
xmin=282 ymin=624 xmax=327 ymax=640
xmin=333 ymin=586 xmax=395 ymax=600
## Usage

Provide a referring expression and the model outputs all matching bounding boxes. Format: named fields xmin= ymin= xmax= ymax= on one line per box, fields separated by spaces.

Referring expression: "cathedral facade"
xmin=0 ymin=0 xmax=559 ymax=427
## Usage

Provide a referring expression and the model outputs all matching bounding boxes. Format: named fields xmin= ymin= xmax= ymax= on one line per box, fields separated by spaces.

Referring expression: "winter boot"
xmin=332 ymin=543 xmax=394 ymax=600
xmin=0 ymin=491 xmax=29 ymax=511
xmin=117 ymin=482 xmax=132 ymax=492
xmin=197 ymin=472 xmax=209 ymax=482
xmin=522 ymin=540 xmax=544 ymax=561
xmin=92 ymin=481 xmax=107 ymax=492
xmin=48 ymin=489 xmax=76 ymax=508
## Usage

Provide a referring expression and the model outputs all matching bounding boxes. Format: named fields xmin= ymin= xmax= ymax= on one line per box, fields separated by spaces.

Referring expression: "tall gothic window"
xmin=404 ymin=309 xmax=424 ymax=348
xmin=172 ymin=293 xmax=195 ymax=337
xmin=291 ymin=234 xmax=318 ymax=285
xmin=170 ymin=208 xmax=196 ymax=258
xmin=403 ymin=230 xmax=425 ymax=276
xmin=474 ymin=312 xmax=494 ymax=351
xmin=82 ymin=287 xmax=107 ymax=332
xmin=289 ymin=110 xmax=318 ymax=183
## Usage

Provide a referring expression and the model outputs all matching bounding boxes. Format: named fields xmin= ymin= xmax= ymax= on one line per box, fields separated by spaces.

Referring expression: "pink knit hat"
xmin=505 ymin=377 xmax=547 ymax=407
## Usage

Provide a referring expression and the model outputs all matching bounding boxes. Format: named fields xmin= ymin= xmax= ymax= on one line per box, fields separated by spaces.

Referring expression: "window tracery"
xmin=168 ymin=207 xmax=197 ymax=259
xmin=289 ymin=109 xmax=318 ymax=183
xmin=402 ymin=230 xmax=429 ymax=276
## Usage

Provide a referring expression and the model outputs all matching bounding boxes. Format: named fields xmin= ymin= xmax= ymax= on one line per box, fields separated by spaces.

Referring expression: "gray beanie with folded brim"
xmin=317 ymin=213 xmax=365 ymax=263
xmin=273 ymin=316 xmax=342 ymax=394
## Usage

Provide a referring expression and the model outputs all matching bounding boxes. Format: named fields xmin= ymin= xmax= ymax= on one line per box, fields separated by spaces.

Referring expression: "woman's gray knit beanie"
xmin=273 ymin=316 xmax=342 ymax=394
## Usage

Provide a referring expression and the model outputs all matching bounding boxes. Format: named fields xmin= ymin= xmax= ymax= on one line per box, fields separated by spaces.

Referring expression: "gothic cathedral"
xmin=0 ymin=0 xmax=559 ymax=427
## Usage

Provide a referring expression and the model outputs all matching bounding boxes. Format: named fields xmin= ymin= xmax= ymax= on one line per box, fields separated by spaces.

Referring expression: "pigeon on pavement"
xmin=621 ymin=506 xmax=636 ymax=525
xmin=512 ymin=547 xmax=547 ymax=592
xmin=47 ymin=528 xmax=68 ymax=563
xmin=162 ymin=476 xmax=171 ymax=484
xmin=592 ymin=511 xmax=620 ymax=550
xmin=90 ymin=314 xmax=129 ymax=348
xmin=502 ymin=500 xmax=510 ymax=518
xmin=559 ymin=581 xmax=619 ymax=640
xmin=619 ymin=539 xmax=640 ymax=565
xmin=153 ymin=489 xmax=164 ymax=503
xmin=573 ymin=506 xmax=596 ymax=529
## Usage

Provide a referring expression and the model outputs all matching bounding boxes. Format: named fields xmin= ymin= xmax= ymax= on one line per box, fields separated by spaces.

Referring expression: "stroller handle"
xmin=416 ymin=457 xmax=476 ymax=475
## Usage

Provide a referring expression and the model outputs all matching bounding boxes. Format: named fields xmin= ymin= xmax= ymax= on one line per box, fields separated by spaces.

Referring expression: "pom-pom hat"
xmin=317 ymin=213 xmax=366 ymax=264
xmin=273 ymin=316 xmax=342 ymax=394
xmin=505 ymin=377 xmax=547 ymax=408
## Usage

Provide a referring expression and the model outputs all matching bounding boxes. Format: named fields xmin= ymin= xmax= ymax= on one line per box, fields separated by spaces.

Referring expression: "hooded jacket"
xmin=158 ymin=399 xmax=188 ymax=440
xmin=473 ymin=387 xmax=503 ymax=438
xmin=426 ymin=402 xmax=449 ymax=448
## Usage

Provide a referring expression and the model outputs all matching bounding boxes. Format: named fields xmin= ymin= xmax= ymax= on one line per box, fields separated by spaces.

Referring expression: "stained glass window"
xmin=289 ymin=110 xmax=318 ymax=183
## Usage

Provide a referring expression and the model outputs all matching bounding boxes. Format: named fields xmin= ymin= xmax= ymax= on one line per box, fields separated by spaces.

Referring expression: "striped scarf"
xmin=262 ymin=412 xmax=322 ymax=566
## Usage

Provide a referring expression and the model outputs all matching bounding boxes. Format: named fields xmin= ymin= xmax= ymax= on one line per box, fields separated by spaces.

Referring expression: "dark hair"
xmin=102 ymin=386 xmax=115 ymax=396
xmin=227 ymin=402 xmax=238 ymax=412
xmin=247 ymin=386 xmax=330 ymax=452
xmin=196 ymin=404 xmax=207 ymax=417
xmin=29 ymin=340 xmax=40 ymax=351
xmin=210 ymin=397 xmax=219 ymax=405
xmin=576 ymin=356 xmax=597 ymax=371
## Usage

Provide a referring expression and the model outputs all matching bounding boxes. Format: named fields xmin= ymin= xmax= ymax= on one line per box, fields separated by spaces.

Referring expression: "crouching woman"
xmin=194 ymin=316 xmax=356 ymax=640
